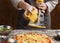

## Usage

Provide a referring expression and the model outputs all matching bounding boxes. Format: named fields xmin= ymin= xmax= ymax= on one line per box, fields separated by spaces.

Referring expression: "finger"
xmin=27 ymin=6 xmax=34 ymax=15
xmin=24 ymin=10 xmax=28 ymax=17
xmin=38 ymin=6 xmax=44 ymax=9
xmin=41 ymin=10 xmax=45 ymax=13
xmin=28 ymin=6 xmax=38 ymax=15
xmin=33 ymin=7 xmax=38 ymax=13
xmin=26 ymin=6 xmax=33 ymax=13
xmin=36 ymin=3 xmax=45 ymax=9
xmin=38 ymin=6 xmax=44 ymax=10
xmin=36 ymin=2 xmax=42 ymax=7
xmin=39 ymin=3 xmax=45 ymax=7
xmin=24 ymin=10 xmax=29 ymax=20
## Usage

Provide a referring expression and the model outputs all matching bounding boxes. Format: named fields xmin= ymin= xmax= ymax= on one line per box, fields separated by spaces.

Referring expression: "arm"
xmin=36 ymin=0 xmax=58 ymax=13
xmin=11 ymin=0 xmax=22 ymax=10
xmin=11 ymin=0 xmax=33 ymax=11
xmin=45 ymin=0 xmax=58 ymax=13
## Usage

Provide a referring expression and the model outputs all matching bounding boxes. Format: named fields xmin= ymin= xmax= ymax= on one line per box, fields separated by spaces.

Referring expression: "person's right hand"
xmin=26 ymin=6 xmax=38 ymax=15
xmin=25 ymin=5 xmax=38 ymax=13
xmin=23 ymin=6 xmax=38 ymax=20
xmin=18 ymin=0 xmax=38 ymax=14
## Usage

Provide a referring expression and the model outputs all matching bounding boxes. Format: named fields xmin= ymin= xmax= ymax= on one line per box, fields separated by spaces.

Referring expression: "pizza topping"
xmin=14 ymin=33 xmax=51 ymax=43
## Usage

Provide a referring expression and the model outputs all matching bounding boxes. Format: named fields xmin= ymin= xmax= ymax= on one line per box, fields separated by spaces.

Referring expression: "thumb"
xmin=41 ymin=10 xmax=45 ymax=13
xmin=24 ymin=10 xmax=28 ymax=17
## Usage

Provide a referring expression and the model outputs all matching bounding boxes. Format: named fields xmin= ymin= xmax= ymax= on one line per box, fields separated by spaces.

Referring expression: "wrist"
xmin=23 ymin=2 xmax=33 ymax=11
xmin=19 ymin=1 xmax=32 ymax=10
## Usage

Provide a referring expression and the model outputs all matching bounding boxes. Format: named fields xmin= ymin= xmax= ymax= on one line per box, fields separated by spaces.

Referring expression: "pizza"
xmin=14 ymin=33 xmax=52 ymax=43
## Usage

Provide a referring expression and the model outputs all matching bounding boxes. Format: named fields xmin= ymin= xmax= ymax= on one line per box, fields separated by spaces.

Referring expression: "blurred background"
xmin=0 ymin=0 xmax=60 ymax=29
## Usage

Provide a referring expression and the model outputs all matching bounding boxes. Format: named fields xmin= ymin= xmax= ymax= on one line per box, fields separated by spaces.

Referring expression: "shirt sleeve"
xmin=45 ymin=0 xmax=58 ymax=13
xmin=11 ymin=0 xmax=22 ymax=10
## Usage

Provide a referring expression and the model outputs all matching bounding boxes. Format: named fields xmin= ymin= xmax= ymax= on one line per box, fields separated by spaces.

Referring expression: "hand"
xmin=23 ymin=10 xmax=30 ymax=20
xmin=25 ymin=6 xmax=38 ymax=14
xmin=23 ymin=6 xmax=38 ymax=20
xmin=36 ymin=2 xmax=48 ymax=13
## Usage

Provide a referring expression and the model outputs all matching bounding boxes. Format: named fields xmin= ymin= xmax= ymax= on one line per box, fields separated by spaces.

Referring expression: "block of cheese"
xmin=36 ymin=0 xmax=44 ymax=2
xmin=26 ymin=9 xmax=38 ymax=22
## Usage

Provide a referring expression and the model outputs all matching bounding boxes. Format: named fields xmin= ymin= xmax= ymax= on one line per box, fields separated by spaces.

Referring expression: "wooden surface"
xmin=0 ymin=0 xmax=18 ymax=29
xmin=51 ymin=0 xmax=60 ymax=29
xmin=0 ymin=0 xmax=60 ymax=29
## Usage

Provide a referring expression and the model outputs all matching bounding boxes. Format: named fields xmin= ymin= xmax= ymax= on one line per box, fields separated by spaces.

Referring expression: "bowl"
xmin=0 ymin=25 xmax=12 ymax=35
xmin=55 ymin=30 xmax=60 ymax=37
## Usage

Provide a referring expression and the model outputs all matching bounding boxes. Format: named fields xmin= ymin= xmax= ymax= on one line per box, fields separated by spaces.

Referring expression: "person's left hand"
xmin=36 ymin=2 xmax=48 ymax=13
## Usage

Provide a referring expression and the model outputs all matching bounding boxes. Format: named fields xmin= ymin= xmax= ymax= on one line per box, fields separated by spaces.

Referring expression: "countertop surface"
xmin=9 ymin=29 xmax=60 ymax=43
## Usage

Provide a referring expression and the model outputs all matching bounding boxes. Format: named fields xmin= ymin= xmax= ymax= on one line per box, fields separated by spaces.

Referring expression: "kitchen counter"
xmin=9 ymin=29 xmax=60 ymax=43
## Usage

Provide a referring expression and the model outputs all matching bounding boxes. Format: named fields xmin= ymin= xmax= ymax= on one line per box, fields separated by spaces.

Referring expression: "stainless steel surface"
xmin=9 ymin=29 xmax=60 ymax=43
xmin=37 ymin=10 xmax=45 ymax=26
